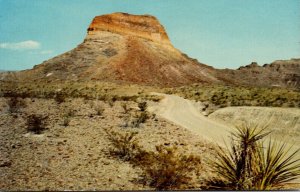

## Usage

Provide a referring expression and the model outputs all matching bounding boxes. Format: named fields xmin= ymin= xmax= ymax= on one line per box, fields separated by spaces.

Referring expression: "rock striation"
xmin=87 ymin=13 xmax=171 ymax=45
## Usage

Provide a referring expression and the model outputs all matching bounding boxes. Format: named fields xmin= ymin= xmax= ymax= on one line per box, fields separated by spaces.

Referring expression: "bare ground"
xmin=0 ymin=97 xmax=215 ymax=190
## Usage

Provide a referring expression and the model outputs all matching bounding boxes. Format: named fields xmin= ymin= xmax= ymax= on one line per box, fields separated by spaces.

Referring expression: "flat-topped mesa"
xmin=86 ymin=12 xmax=171 ymax=45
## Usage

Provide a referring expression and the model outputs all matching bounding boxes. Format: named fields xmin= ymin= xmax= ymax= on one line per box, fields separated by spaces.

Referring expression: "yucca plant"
xmin=254 ymin=140 xmax=300 ymax=190
xmin=207 ymin=124 xmax=300 ymax=190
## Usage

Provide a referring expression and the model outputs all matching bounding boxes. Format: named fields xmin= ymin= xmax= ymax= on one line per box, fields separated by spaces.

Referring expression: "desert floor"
xmin=1 ymin=94 xmax=299 ymax=190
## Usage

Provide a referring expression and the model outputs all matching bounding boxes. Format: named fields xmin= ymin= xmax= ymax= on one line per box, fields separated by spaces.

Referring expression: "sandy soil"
xmin=0 ymin=97 xmax=215 ymax=190
xmin=209 ymin=106 xmax=300 ymax=145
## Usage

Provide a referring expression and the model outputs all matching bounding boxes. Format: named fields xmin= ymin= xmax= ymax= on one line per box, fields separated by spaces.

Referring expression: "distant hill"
xmin=2 ymin=12 xmax=299 ymax=89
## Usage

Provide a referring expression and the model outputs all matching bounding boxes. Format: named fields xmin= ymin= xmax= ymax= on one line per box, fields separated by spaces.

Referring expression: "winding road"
xmin=148 ymin=93 xmax=234 ymax=147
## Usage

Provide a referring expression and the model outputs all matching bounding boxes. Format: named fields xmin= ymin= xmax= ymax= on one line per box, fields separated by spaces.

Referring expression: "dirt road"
xmin=148 ymin=93 xmax=234 ymax=147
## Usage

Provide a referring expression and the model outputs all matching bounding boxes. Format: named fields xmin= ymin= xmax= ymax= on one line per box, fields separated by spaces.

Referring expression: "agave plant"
xmin=207 ymin=123 xmax=300 ymax=190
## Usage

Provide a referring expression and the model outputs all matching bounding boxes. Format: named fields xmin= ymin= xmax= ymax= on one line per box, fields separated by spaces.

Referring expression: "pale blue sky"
xmin=0 ymin=0 xmax=299 ymax=70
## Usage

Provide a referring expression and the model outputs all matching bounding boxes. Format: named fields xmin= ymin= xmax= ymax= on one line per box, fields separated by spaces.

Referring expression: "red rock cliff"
xmin=87 ymin=12 xmax=171 ymax=45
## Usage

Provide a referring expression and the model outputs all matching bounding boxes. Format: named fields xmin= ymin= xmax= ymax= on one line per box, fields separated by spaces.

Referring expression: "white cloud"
xmin=0 ymin=40 xmax=40 ymax=50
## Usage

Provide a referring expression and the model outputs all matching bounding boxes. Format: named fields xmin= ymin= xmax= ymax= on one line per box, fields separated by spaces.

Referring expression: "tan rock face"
xmin=87 ymin=12 xmax=171 ymax=45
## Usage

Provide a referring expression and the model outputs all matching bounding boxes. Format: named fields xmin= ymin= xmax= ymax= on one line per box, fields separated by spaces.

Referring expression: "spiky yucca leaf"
xmin=207 ymin=124 xmax=300 ymax=190
xmin=256 ymin=140 xmax=300 ymax=190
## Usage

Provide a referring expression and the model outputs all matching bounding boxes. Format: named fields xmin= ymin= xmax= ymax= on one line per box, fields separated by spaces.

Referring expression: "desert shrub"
xmin=104 ymin=127 xmax=201 ymax=190
xmin=131 ymin=111 xmax=149 ymax=128
xmin=54 ymin=92 xmax=66 ymax=104
xmin=95 ymin=106 xmax=105 ymax=116
xmin=60 ymin=108 xmax=75 ymax=126
xmin=140 ymin=145 xmax=201 ymax=190
xmin=108 ymin=97 xmax=116 ymax=107
xmin=7 ymin=97 xmax=27 ymax=113
xmin=89 ymin=100 xmax=105 ymax=116
xmin=104 ymin=128 xmax=138 ymax=161
xmin=121 ymin=102 xmax=130 ymax=114
xmin=207 ymin=124 xmax=300 ymax=190
xmin=26 ymin=114 xmax=48 ymax=134
xmin=138 ymin=101 xmax=147 ymax=111
xmin=62 ymin=116 xmax=71 ymax=127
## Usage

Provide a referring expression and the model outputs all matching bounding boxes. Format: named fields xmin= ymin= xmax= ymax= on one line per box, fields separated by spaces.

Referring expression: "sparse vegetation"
xmin=104 ymin=128 xmax=138 ymax=161
xmin=26 ymin=114 xmax=48 ymax=134
xmin=165 ymin=85 xmax=300 ymax=109
xmin=140 ymin=144 xmax=201 ymax=190
xmin=104 ymin=128 xmax=202 ymax=190
xmin=138 ymin=101 xmax=147 ymax=111
xmin=207 ymin=124 xmax=300 ymax=190
xmin=62 ymin=116 xmax=71 ymax=127
xmin=93 ymin=101 xmax=105 ymax=116
xmin=121 ymin=102 xmax=130 ymax=114
xmin=0 ymin=81 xmax=160 ymax=104
xmin=108 ymin=97 xmax=117 ymax=107
xmin=54 ymin=92 xmax=66 ymax=104
xmin=131 ymin=111 xmax=149 ymax=128
xmin=7 ymin=97 xmax=26 ymax=114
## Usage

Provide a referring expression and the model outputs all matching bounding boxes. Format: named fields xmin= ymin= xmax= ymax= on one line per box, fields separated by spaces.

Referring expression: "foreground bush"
xmin=207 ymin=124 xmax=300 ymax=190
xmin=104 ymin=128 xmax=138 ymax=161
xmin=26 ymin=114 xmax=48 ymax=134
xmin=7 ymin=97 xmax=26 ymax=113
xmin=104 ymin=128 xmax=201 ymax=190
xmin=140 ymin=145 xmax=201 ymax=190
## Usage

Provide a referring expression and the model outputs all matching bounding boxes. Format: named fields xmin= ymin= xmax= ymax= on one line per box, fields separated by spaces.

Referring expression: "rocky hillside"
xmin=9 ymin=13 xmax=218 ymax=87
xmin=218 ymin=59 xmax=300 ymax=89
xmin=2 ymin=12 xmax=299 ymax=88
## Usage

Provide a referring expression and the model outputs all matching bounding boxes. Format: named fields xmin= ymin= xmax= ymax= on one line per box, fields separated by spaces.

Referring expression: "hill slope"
xmin=2 ymin=12 xmax=299 ymax=88
xmin=11 ymin=13 xmax=218 ymax=86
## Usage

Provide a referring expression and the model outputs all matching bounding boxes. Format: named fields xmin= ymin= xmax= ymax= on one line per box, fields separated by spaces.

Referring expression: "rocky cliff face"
xmin=87 ymin=13 xmax=171 ymax=45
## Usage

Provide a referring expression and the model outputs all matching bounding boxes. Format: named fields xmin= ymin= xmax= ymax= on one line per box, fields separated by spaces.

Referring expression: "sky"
xmin=0 ymin=0 xmax=299 ymax=71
